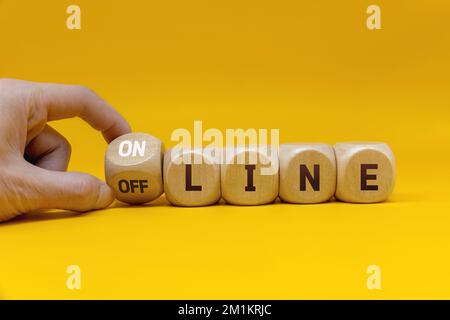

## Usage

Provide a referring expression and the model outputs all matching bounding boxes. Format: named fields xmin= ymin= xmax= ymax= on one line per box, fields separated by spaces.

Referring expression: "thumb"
xmin=24 ymin=164 xmax=115 ymax=213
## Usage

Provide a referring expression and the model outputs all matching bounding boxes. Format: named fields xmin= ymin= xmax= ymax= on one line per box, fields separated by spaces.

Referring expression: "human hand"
xmin=0 ymin=79 xmax=131 ymax=222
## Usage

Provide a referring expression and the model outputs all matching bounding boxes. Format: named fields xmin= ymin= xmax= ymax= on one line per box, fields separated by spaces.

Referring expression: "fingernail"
xmin=95 ymin=183 xmax=114 ymax=209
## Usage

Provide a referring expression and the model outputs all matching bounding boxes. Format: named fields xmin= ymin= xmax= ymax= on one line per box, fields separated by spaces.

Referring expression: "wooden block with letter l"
xmin=163 ymin=148 xmax=221 ymax=206
xmin=334 ymin=142 xmax=395 ymax=203
xmin=279 ymin=143 xmax=336 ymax=204
xmin=221 ymin=146 xmax=279 ymax=205
xmin=105 ymin=132 xmax=164 ymax=204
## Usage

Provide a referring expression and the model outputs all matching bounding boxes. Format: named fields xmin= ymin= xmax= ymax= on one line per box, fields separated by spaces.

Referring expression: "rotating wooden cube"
xmin=105 ymin=132 xmax=164 ymax=204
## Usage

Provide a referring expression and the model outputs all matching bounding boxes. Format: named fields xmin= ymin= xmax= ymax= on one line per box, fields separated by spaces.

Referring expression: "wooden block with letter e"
xmin=279 ymin=143 xmax=336 ymax=204
xmin=105 ymin=132 xmax=164 ymax=204
xmin=164 ymin=148 xmax=221 ymax=206
xmin=334 ymin=142 xmax=395 ymax=203
xmin=221 ymin=146 xmax=279 ymax=205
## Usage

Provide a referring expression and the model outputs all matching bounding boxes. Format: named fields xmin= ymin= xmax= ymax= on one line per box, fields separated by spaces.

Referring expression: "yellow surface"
xmin=1 ymin=0 xmax=450 ymax=299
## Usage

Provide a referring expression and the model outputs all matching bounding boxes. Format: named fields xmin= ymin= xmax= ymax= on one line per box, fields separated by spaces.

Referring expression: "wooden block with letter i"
xmin=334 ymin=142 xmax=395 ymax=203
xmin=279 ymin=143 xmax=336 ymax=204
xmin=105 ymin=132 xmax=164 ymax=204
xmin=221 ymin=146 xmax=279 ymax=205
xmin=164 ymin=148 xmax=221 ymax=206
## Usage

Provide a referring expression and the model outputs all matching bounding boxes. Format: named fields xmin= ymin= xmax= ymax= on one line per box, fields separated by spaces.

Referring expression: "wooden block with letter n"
xmin=279 ymin=143 xmax=336 ymax=204
xmin=221 ymin=146 xmax=279 ymax=205
xmin=334 ymin=142 xmax=395 ymax=203
xmin=105 ymin=132 xmax=164 ymax=204
xmin=163 ymin=148 xmax=221 ymax=206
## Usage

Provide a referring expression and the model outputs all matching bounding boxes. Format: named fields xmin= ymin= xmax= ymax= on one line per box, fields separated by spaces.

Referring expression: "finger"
xmin=25 ymin=125 xmax=71 ymax=171
xmin=22 ymin=162 xmax=115 ymax=212
xmin=35 ymin=82 xmax=131 ymax=142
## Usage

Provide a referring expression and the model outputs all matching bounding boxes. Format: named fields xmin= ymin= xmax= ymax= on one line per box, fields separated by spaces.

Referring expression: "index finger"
xmin=37 ymin=82 xmax=131 ymax=142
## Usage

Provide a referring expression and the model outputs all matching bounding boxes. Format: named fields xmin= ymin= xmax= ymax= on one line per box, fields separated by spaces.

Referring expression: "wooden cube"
xmin=334 ymin=142 xmax=395 ymax=203
xmin=279 ymin=143 xmax=336 ymax=204
xmin=221 ymin=146 xmax=279 ymax=205
xmin=105 ymin=132 xmax=164 ymax=204
xmin=164 ymin=148 xmax=221 ymax=206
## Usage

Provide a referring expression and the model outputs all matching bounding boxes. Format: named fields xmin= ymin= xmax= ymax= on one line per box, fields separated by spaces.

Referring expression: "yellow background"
xmin=1 ymin=0 xmax=450 ymax=299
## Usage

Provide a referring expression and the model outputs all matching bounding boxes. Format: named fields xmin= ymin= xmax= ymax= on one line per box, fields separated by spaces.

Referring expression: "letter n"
xmin=300 ymin=164 xmax=320 ymax=191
